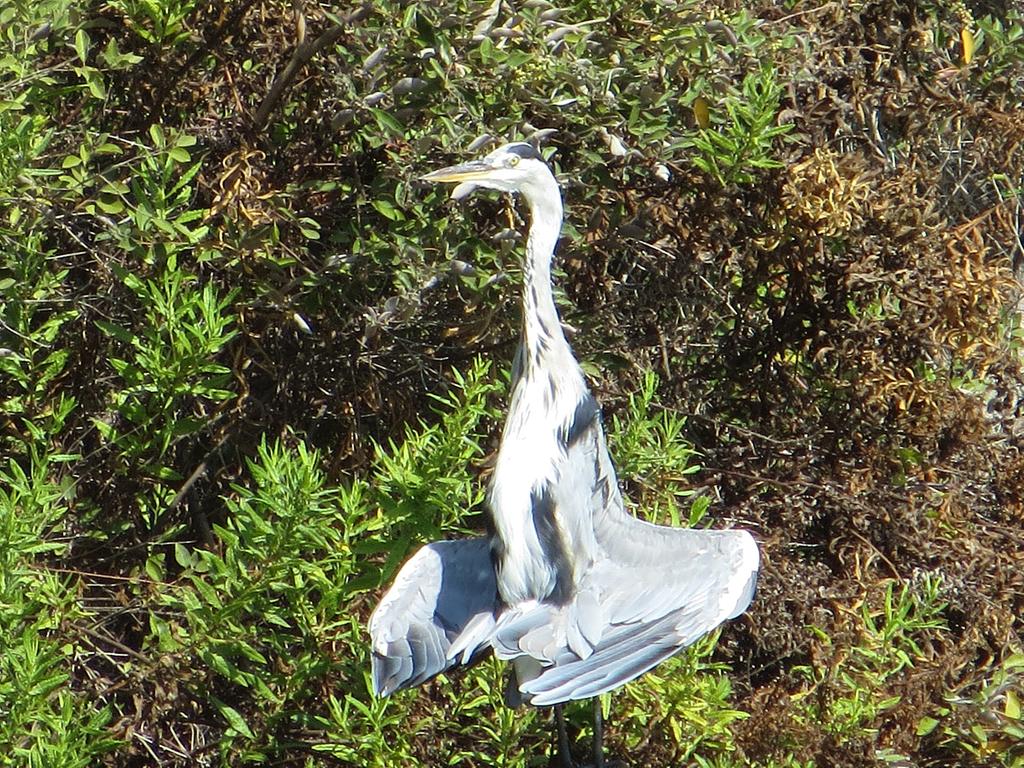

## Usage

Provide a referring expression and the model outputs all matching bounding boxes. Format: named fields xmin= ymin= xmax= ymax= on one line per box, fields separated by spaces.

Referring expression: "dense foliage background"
xmin=1 ymin=0 xmax=1022 ymax=765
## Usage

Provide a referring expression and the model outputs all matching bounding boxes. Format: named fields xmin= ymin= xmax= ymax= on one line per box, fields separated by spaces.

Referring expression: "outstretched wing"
xmin=369 ymin=537 xmax=499 ymax=696
xmin=494 ymin=418 xmax=759 ymax=706
xmin=517 ymin=523 xmax=758 ymax=705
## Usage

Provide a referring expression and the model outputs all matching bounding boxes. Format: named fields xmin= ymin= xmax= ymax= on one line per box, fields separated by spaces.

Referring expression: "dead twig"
xmin=251 ymin=3 xmax=372 ymax=132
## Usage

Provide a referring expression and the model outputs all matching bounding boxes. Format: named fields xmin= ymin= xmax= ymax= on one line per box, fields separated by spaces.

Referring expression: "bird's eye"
xmin=507 ymin=155 xmax=520 ymax=167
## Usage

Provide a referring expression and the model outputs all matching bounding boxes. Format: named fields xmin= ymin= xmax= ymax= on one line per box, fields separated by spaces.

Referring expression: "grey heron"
xmin=369 ymin=142 xmax=759 ymax=765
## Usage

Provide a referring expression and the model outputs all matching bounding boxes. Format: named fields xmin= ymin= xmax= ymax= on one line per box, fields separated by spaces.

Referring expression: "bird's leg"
xmin=554 ymin=703 xmax=573 ymax=768
xmin=592 ymin=698 xmax=605 ymax=768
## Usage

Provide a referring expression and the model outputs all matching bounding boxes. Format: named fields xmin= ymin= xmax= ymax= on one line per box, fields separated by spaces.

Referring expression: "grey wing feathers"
xmin=369 ymin=538 xmax=498 ymax=696
xmin=593 ymin=520 xmax=759 ymax=627
xmin=520 ymin=613 xmax=686 ymax=705
xmin=497 ymin=511 xmax=759 ymax=705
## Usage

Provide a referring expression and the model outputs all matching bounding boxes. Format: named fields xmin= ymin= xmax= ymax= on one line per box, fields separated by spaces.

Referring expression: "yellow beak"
xmin=419 ymin=160 xmax=497 ymax=184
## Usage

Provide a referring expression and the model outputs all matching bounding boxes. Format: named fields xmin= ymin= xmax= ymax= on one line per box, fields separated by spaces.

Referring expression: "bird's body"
xmin=369 ymin=142 xmax=758 ymax=717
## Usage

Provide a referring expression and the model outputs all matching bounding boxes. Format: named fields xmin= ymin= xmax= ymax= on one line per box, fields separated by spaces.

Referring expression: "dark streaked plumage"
xmin=559 ymin=393 xmax=600 ymax=450
xmin=529 ymin=487 xmax=575 ymax=606
xmin=505 ymin=142 xmax=545 ymax=161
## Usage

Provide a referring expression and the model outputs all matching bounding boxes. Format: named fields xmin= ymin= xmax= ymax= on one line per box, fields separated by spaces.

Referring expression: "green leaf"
xmin=204 ymin=650 xmax=233 ymax=679
xmin=144 ymin=555 xmax=165 ymax=581
xmin=173 ymin=543 xmax=193 ymax=568
xmin=369 ymin=108 xmax=404 ymax=137
xmin=214 ymin=700 xmax=255 ymax=739
xmin=371 ymin=199 xmax=403 ymax=222
xmin=191 ymin=576 xmax=222 ymax=609
xmin=95 ymin=197 xmax=125 ymax=214
xmin=82 ymin=67 xmax=106 ymax=99
xmin=74 ymin=29 xmax=90 ymax=64
xmin=1007 ymin=689 xmax=1021 ymax=720
xmin=100 ymin=37 xmax=143 ymax=69
xmin=95 ymin=319 xmax=134 ymax=344
xmin=167 ymin=147 xmax=191 ymax=163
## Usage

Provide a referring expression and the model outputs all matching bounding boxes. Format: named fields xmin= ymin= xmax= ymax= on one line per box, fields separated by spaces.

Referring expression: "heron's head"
xmin=420 ymin=142 xmax=558 ymax=207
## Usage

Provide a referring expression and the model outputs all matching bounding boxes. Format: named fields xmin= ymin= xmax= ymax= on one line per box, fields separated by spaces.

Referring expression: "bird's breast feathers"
xmin=489 ymin=374 xmax=591 ymax=603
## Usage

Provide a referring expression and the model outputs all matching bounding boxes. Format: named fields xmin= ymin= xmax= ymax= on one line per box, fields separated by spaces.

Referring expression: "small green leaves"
xmin=173 ymin=542 xmax=193 ymax=569
xmin=369 ymin=108 xmax=405 ymax=138
xmin=98 ymin=38 xmax=143 ymax=70
xmin=0 ymin=452 xmax=117 ymax=765
xmin=684 ymin=66 xmax=793 ymax=187
xmin=94 ymin=319 xmax=134 ymax=345
xmin=72 ymin=29 xmax=107 ymax=99
xmin=1006 ymin=688 xmax=1021 ymax=721
xmin=608 ymin=370 xmax=702 ymax=527
xmin=792 ymin=576 xmax=948 ymax=743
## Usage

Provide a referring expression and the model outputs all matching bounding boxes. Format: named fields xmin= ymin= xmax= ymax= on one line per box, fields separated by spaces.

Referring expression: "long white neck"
xmin=521 ymin=188 xmax=566 ymax=371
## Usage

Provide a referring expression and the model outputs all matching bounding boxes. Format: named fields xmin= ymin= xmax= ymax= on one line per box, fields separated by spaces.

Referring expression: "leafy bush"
xmin=0 ymin=452 xmax=117 ymax=766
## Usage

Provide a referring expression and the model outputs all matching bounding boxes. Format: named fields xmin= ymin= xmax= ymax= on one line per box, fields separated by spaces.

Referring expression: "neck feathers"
xmin=521 ymin=188 xmax=565 ymax=373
